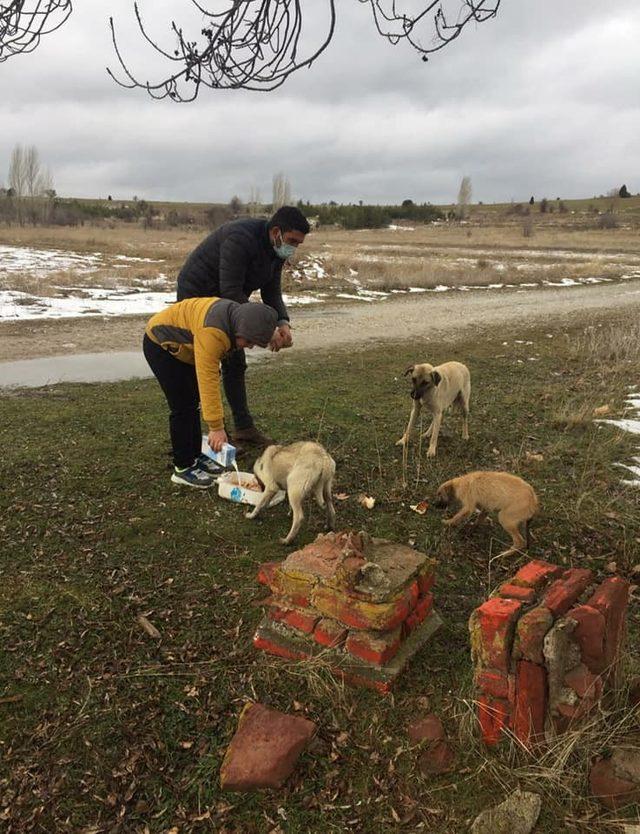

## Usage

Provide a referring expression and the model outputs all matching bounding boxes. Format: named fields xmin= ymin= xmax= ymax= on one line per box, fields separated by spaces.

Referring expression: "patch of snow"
xmin=387 ymin=225 xmax=415 ymax=231
xmin=336 ymin=293 xmax=377 ymax=302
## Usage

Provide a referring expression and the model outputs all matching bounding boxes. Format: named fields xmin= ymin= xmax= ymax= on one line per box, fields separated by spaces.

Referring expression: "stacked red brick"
xmin=254 ymin=531 xmax=441 ymax=692
xmin=469 ymin=560 xmax=630 ymax=746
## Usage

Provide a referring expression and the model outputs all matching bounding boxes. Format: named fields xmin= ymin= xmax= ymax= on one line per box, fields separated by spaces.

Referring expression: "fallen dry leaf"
xmin=136 ymin=615 xmax=162 ymax=640
xmin=409 ymin=500 xmax=429 ymax=515
xmin=334 ymin=493 xmax=350 ymax=501
xmin=605 ymin=561 xmax=617 ymax=573
xmin=179 ymin=740 xmax=193 ymax=749
xmin=593 ymin=404 xmax=611 ymax=416
xmin=358 ymin=494 xmax=376 ymax=510
xmin=632 ymin=564 xmax=640 ymax=575
xmin=525 ymin=452 xmax=544 ymax=463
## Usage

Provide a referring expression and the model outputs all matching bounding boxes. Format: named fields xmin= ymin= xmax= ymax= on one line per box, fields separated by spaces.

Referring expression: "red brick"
xmin=512 ymin=560 xmax=563 ymax=589
xmin=407 ymin=714 xmax=444 ymax=745
xmin=586 ymin=577 xmax=630 ymax=674
xmin=340 ymin=670 xmax=393 ymax=694
xmin=515 ymin=605 xmax=553 ymax=664
xmin=469 ymin=597 xmax=523 ymax=672
xmin=253 ymin=634 xmax=310 ymax=661
xmin=313 ymin=618 xmax=348 ymax=648
xmin=567 ymin=604 xmax=606 ymax=673
xmin=345 ymin=628 xmax=402 ymax=666
xmin=418 ymin=569 xmax=435 ymax=595
xmin=590 ymin=758 xmax=639 ymax=810
xmin=269 ymin=607 xmax=319 ymax=634
xmin=257 ymin=561 xmax=281 ymax=588
xmin=403 ymin=592 xmax=434 ymax=636
xmin=475 ymin=669 xmax=510 ymax=700
xmin=512 ymin=660 xmax=547 ymax=747
xmin=564 ymin=663 xmax=602 ymax=699
xmin=542 ymin=568 xmax=593 ymax=617
xmin=220 ymin=703 xmax=316 ymax=791
xmin=498 ymin=583 xmax=536 ymax=603
xmin=418 ymin=740 xmax=455 ymax=774
xmin=477 ymin=695 xmax=510 ymax=746
xmin=312 ymin=584 xmax=414 ymax=632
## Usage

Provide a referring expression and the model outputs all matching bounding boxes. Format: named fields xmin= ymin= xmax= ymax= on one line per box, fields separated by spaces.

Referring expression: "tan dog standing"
xmin=246 ymin=441 xmax=336 ymax=545
xmin=396 ymin=361 xmax=470 ymax=458
xmin=434 ymin=471 xmax=539 ymax=557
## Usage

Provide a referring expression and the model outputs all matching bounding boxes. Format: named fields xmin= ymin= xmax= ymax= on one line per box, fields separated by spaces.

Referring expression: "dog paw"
xmin=395 ymin=437 xmax=406 ymax=447
xmin=279 ymin=537 xmax=293 ymax=546
xmin=426 ymin=448 xmax=437 ymax=458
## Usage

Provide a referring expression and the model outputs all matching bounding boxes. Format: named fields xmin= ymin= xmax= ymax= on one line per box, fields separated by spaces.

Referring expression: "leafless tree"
xmin=247 ymin=186 xmax=262 ymax=217
xmin=7 ymin=143 xmax=54 ymax=224
xmin=272 ymin=173 xmax=292 ymax=211
xmin=0 ymin=0 xmax=72 ymax=61
xmin=107 ymin=1 xmax=501 ymax=100
xmin=456 ymin=175 xmax=472 ymax=220
xmin=229 ymin=195 xmax=244 ymax=216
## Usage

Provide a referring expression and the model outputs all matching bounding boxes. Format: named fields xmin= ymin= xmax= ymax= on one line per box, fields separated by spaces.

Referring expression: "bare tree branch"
xmin=0 ymin=0 xmax=72 ymax=62
xmin=107 ymin=0 xmax=501 ymax=101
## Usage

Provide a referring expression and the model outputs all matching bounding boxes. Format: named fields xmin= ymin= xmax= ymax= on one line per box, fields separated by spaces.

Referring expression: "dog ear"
xmin=403 ymin=365 xmax=415 ymax=377
xmin=431 ymin=371 xmax=442 ymax=386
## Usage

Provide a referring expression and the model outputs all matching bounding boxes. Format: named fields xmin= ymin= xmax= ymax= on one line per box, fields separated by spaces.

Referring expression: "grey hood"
xmin=204 ymin=299 xmax=277 ymax=347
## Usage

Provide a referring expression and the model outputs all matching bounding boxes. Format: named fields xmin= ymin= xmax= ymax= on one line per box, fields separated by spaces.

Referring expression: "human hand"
xmin=269 ymin=328 xmax=284 ymax=352
xmin=208 ymin=428 xmax=228 ymax=452
xmin=278 ymin=324 xmax=293 ymax=348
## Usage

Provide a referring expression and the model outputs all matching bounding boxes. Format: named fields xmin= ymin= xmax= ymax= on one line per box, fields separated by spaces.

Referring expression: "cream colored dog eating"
xmin=246 ymin=441 xmax=336 ymax=545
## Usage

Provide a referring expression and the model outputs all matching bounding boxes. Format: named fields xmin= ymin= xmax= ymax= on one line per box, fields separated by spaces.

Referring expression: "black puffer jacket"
xmin=176 ymin=218 xmax=289 ymax=323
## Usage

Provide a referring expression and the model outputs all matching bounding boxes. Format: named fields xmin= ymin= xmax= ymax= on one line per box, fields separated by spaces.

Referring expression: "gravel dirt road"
xmin=1 ymin=278 xmax=639 ymax=363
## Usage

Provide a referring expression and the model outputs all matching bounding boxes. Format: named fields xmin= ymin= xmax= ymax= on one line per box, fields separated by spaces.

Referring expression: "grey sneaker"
xmin=170 ymin=464 xmax=214 ymax=489
xmin=196 ymin=453 xmax=225 ymax=475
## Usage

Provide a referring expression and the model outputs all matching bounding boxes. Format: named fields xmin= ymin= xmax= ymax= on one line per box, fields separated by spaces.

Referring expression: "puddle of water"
xmin=0 ymin=350 xmax=268 ymax=389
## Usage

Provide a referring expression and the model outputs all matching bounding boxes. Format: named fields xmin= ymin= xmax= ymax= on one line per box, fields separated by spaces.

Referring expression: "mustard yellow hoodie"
xmin=145 ymin=297 xmax=277 ymax=430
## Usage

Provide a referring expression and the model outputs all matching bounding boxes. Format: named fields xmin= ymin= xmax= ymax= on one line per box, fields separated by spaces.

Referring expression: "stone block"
xmin=566 ymin=604 xmax=606 ymax=673
xmin=346 ymin=627 xmax=402 ymax=666
xmin=542 ymin=568 xmax=592 ymax=617
xmin=511 ymin=560 xmax=563 ymax=589
xmin=514 ymin=605 xmax=553 ymax=664
xmin=469 ymin=597 xmax=522 ymax=672
xmin=477 ymin=695 xmax=510 ymax=746
xmin=313 ymin=618 xmax=348 ymax=648
xmin=512 ymin=661 xmax=546 ymax=747
xmin=220 ymin=703 xmax=316 ymax=791
xmin=418 ymin=740 xmax=455 ymax=774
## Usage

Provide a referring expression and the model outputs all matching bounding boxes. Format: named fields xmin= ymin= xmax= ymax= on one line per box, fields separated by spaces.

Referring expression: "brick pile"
xmin=469 ymin=559 xmax=630 ymax=747
xmin=253 ymin=531 xmax=441 ymax=692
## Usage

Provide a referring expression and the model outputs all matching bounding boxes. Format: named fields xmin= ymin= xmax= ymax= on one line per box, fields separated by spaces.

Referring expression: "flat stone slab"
xmin=220 ymin=703 xmax=316 ymax=791
xmin=254 ymin=609 xmax=443 ymax=693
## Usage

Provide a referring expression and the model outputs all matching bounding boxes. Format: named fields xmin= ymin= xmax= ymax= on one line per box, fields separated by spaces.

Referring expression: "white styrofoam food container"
xmin=218 ymin=471 xmax=285 ymax=508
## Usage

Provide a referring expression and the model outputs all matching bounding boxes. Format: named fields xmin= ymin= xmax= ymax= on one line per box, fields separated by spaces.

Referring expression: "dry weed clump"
xmin=572 ymin=322 xmax=640 ymax=364
xmin=455 ymin=669 xmax=640 ymax=831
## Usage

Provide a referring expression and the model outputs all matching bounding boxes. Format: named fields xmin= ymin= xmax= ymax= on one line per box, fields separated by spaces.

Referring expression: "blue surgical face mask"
xmin=273 ymin=231 xmax=297 ymax=260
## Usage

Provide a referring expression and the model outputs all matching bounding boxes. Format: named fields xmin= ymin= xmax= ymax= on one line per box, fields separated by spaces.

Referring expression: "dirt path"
xmin=1 ymin=279 xmax=639 ymax=362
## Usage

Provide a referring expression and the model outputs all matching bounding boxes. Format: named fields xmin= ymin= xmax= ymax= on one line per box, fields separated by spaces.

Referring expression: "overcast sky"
xmin=1 ymin=1 xmax=638 ymax=205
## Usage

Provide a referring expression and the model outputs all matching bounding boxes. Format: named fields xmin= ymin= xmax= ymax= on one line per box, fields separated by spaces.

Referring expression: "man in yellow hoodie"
xmin=144 ymin=297 xmax=278 ymax=488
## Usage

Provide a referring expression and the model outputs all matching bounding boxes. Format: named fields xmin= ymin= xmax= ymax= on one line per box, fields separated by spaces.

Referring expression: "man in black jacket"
xmin=176 ymin=205 xmax=310 ymax=447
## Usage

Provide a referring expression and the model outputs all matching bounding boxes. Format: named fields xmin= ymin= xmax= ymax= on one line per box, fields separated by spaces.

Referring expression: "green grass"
xmin=0 ymin=312 xmax=639 ymax=833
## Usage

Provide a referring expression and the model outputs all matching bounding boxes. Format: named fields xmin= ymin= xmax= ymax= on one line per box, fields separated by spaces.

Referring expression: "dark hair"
xmin=268 ymin=205 xmax=310 ymax=235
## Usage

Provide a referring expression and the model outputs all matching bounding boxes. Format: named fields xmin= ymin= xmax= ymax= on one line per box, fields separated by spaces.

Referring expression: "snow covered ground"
xmin=598 ymin=389 xmax=640 ymax=486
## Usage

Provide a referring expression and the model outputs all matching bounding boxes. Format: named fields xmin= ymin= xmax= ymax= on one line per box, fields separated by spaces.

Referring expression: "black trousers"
xmin=221 ymin=348 xmax=253 ymax=431
xmin=143 ymin=335 xmax=202 ymax=469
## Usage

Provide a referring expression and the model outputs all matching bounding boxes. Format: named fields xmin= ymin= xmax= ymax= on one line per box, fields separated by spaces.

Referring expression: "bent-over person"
xmin=143 ymin=297 xmax=277 ymax=488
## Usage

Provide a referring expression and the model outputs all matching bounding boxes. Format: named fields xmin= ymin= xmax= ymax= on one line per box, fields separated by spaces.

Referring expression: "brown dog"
xmin=434 ymin=471 xmax=539 ymax=557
